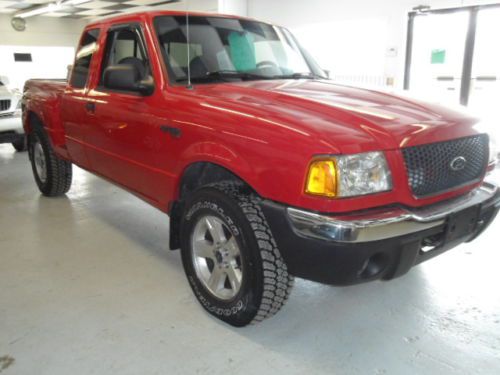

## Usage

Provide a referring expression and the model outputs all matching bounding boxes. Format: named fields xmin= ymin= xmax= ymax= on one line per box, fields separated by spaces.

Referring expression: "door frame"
xmin=404 ymin=3 xmax=500 ymax=106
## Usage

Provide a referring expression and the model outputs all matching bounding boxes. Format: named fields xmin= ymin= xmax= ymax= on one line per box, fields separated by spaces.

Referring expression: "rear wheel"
xmin=28 ymin=124 xmax=72 ymax=197
xmin=12 ymin=136 xmax=27 ymax=152
xmin=180 ymin=181 xmax=294 ymax=327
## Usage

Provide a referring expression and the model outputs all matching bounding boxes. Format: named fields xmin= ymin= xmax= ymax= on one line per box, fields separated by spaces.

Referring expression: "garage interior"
xmin=1 ymin=0 xmax=500 ymax=374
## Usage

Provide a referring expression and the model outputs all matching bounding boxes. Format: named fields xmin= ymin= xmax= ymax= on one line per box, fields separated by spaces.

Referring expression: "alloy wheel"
xmin=190 ymin=215 xmax=243 ymax=300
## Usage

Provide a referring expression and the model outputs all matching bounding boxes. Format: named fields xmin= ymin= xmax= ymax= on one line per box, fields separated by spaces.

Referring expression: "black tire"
xmin=180 ymin=181 xmax=294 ymax=327
xmin=28 ymin=123 xmax=73 ymax=197
xmin=12 ymin=136 xmax=27 ymax=152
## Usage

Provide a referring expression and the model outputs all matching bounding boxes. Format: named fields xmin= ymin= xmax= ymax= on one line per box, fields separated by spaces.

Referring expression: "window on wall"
xmin=70 ymin=28 xmax=100 ymax=89
xmin=13 ymin=53 xmax=32 ymax=62
xmin=0 ymin=46 xmax=74 ymax=90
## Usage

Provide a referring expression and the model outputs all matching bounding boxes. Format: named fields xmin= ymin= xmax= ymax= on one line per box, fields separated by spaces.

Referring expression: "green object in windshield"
xmin=228 ymin=31 xmax=256 ymax=71
xmin=431 ymin=49 xmax=446 ymax=64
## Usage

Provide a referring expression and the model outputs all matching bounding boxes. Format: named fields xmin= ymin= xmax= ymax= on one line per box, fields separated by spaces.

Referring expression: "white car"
xmin=0 ymin=76 xmax=26 ymax=152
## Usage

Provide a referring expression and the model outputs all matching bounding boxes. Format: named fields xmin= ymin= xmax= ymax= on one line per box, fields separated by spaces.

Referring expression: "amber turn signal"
xmin=305 ymin=160 xmax=337 ymax=197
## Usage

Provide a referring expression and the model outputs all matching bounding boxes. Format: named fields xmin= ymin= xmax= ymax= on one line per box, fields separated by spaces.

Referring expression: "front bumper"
xmin=0 ymin=112 xmax=23 ymax=144
xmin=260 ymin=182 xmax=500 ymax=285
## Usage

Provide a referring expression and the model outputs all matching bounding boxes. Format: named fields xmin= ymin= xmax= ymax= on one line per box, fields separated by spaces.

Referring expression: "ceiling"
xmin=0 ymin=0 xmax=181 ymax=19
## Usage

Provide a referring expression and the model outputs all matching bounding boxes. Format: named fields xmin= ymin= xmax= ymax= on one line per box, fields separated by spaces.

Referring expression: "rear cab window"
xmin=70 ymin=28 xmax=101 ymax=89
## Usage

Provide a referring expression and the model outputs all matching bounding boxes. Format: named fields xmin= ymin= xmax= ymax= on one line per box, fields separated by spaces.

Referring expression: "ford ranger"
xmin=22 ymin=11 xmax=500 ymax=327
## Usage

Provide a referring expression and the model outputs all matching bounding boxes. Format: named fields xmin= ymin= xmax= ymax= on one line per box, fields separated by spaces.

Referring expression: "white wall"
xmin=0 ymin=15 xmax=86 ymax=90
xmin=0 ymin=14 xmax=85 ymax=47
xmin=0 ymin=15 xmax=86 ymax=89
xmin=246 ymin=0 xmax=500 ymax=88
xmin=0 ymin=46 xmax=75 ymax=90
xmin=153 ymin=0 xmax=218 ymax=12
xmin=218 ymin=0 xmax=248 ymax=16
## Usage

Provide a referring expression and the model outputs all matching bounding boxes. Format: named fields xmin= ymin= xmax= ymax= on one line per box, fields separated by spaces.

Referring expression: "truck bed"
xmin=24 ymin=79 xmax=67 ymax=93
xmin=23 ymin=79 xmax=68 ymax=155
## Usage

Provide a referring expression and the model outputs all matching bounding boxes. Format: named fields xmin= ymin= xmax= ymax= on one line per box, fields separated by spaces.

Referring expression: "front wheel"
xmin=180 ymin=181 xmax=294 ymax=327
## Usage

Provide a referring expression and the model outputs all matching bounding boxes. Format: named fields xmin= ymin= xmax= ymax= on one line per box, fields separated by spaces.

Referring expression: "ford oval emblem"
xmin=450 ymin=156 xmax=467 ymax=171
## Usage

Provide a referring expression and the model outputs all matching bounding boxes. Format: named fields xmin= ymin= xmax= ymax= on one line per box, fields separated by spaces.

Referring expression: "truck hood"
xmin=195 ymin=79 xmax=480 ymax=153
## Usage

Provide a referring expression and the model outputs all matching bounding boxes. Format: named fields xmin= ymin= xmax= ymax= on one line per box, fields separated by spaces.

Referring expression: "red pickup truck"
xmin=23 ymin=11 xmax=499 ymax=326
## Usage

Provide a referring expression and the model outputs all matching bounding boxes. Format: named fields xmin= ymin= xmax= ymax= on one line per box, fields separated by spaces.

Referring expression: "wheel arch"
xmin=23 ymin=110 xmax=44 ymax=134
xmin=178 ymin=161 xmax=257 ymax=200
xmin=24 ymin=108 xmax=69 ymax=158
xmin=168 ymin=161 xmax=258 ymax=251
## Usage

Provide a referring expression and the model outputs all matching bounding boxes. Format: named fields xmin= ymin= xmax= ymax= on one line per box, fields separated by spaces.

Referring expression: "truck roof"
xmin=86 ymin=10 xmax=257 ymax=29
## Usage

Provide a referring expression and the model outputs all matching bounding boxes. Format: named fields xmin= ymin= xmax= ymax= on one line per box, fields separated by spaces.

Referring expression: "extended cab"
xmin=22 ymin=11 xmax=500 ymax=327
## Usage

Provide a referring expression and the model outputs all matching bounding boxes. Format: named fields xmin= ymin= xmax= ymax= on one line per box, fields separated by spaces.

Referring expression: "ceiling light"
xmin=64 ymin=0 xmax=92 ymax=5
xmin=16 ymin=3 xmax=62 ymax=18
xmin=15 ymin=0 xmax=91 ymax=18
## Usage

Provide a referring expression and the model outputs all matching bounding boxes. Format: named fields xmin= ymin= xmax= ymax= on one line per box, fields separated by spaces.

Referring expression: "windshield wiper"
xmin=271 ymin=72 xmax=322 ymax=80
xmin=176 ymin=70 xmax=270 ymax=83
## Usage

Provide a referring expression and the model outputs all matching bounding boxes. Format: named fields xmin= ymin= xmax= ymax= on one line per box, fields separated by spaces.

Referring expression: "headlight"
xmin=14 ymin=92 xmax=23 ymax=110
xmin=305 ymin=152 xmax=393 ymax=198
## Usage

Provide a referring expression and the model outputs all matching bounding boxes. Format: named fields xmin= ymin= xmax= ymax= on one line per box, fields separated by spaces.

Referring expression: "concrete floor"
xmin=1 ymin=144 xmax=500 ymax=375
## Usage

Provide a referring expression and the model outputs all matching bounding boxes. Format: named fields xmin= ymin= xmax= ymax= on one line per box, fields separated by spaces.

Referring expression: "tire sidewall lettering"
xmin=188 ymin=275 xmax=245 ymax=317
xmin=186 ymin=200 xmax=240 ymax=237
xmin=184 ymin=198 xmax=246 ymax=318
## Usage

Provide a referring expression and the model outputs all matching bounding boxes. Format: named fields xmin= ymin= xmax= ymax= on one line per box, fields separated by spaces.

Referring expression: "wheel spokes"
xmin=191 ymin=215 xmax=243 ymax=300
xmin=193 ymin=239 xmax=215 ymax=260
xmin=226 ymin=264 xmax=242 ymax=292
xmin=34 ymin=142 xmax=47 ymax=183
xmin=207 ymin=266 xmax=225 ymax=292
xmin=205 ymin=216 xmax=227 ymax=244
xmin=225 ymin=237 xmax=240 ymax=257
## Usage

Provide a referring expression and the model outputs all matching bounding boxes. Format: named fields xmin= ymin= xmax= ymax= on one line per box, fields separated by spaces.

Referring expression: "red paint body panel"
xmin=22 ymin=11 xmax=486 ymax=214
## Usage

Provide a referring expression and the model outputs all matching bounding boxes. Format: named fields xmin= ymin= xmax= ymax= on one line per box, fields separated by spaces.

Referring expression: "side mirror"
xmin=103 ymin=65 xmax=154 ymax=96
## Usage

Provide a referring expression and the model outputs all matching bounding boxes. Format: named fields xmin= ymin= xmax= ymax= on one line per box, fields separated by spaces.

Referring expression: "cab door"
xmin=61 ymin=28 xmax=101 ymax=169
xmin=84 ymin=23 xmax=173 ymax=203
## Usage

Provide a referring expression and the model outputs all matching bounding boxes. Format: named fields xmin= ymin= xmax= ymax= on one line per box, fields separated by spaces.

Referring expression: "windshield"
xmin=154 ymin=15 xmax=326 ymax=83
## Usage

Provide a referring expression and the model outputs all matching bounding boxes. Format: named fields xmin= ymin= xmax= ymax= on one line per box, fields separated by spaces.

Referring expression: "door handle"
xmin=160 ymin=125 xmax=182 ymax=138
xmin=85 ymin=102 xmax=96 ymax=114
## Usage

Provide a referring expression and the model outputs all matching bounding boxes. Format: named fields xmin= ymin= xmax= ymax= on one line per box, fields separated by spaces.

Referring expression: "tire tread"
xmin=208 ymin=181 xmax=294 ymax=324
xmin=30 ymin=124 xmax=72 ymax=197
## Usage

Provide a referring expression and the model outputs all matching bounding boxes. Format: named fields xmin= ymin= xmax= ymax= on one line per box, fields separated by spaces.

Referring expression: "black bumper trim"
xmin=0 ymin=131 xmax=24 ymax=144
xmin=260 ymin=196 xmax=499 ymax=286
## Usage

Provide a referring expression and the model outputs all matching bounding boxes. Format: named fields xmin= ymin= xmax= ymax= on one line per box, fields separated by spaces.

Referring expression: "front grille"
xmin=0 ymin=100 xmax=11 ymax=112
xmin=402 ymin=134 xmax=489 ymax=198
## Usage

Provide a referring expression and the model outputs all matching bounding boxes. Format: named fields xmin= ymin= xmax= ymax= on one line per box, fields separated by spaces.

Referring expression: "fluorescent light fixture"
xmin=15 ymin=0 xmax=91 ymax=18
xmin=64 ymin=0 xmax=92 ymax=5
xmin=16 ymin=4 xmax=61 ymax=18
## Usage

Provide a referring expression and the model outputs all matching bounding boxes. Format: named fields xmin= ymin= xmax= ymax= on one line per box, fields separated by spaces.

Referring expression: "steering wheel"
xmin=256 ymin=60 xmax=279 ymax=70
